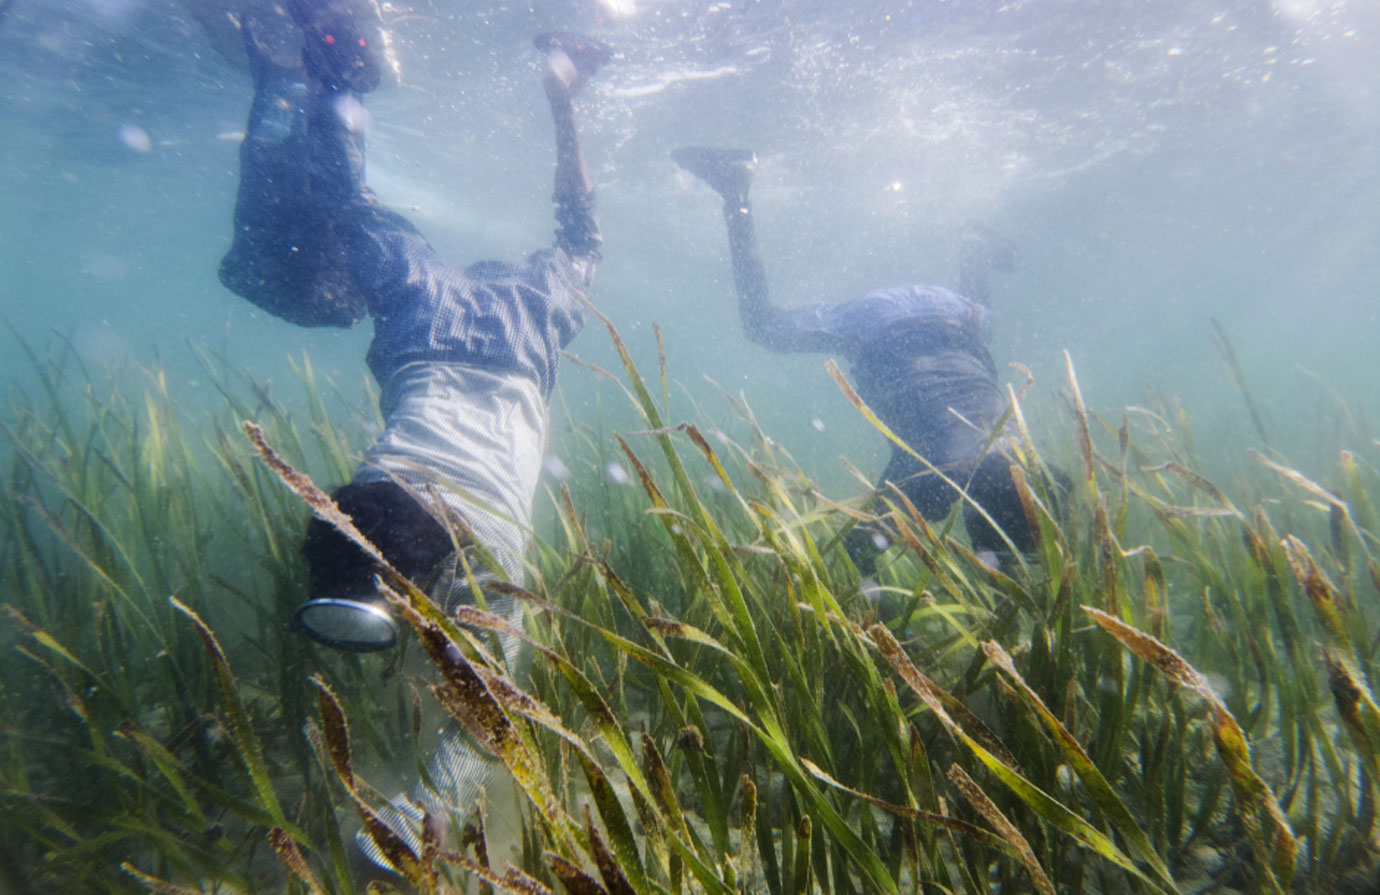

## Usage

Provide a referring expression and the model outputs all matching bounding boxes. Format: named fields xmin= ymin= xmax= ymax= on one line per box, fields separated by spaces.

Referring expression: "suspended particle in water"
xmin=73 ymin=322 xmax=131 ymax=372
xmin=596 ymin=0 xmax=637 ymax=16
xmin=812 ymin=417 xmax=825 ymax=431
xmin=82 ymin=252 xmax=129 ymax=279
xmin=118 ymin=124 xmax=153 ymax=153
xmin=202 ymin=716 xmax=228 ymax=747
xmin=605 ymin=461 xmax=629 ymax=485
xmin=334 ymin=94 xmax=373 ymax=133
xmin=859 ymin=577 xmax=883 ymax=603
xmin=703 ymin=474 xmax=725 ymax=492
xmin=90 ymin=0 xmax=139 ymax=20
xmin=1203 ymin=672 xmax=1231 ymax=702
xmin=871 ymin=532 xmax=890 ymax=551
xmin=543 ymin=455 xmax=570 ymax=480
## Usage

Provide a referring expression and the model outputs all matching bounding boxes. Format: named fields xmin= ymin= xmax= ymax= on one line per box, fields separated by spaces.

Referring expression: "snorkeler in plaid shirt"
xmin=218 ymin=0 xmax=610 ymax=866
xmin=673 ymin=147 xmax=1047 ymax=573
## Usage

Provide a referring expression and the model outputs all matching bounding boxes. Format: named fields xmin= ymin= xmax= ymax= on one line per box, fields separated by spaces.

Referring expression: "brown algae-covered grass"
xmin=0 ymin=326 xmax=1377 ymax=895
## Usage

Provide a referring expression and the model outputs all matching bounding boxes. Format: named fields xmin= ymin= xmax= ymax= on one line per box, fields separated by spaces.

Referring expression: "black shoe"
xmin=672 ymin=146 xmax=756 ymax=202
xmin=287 ymin=0 xmax=384 ymax=93
xmin=533 ymin=31 xmax=612 ymax=80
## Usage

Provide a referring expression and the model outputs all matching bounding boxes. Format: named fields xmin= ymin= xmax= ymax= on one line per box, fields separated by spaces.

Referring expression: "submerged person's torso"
xmin=844 ymin=287 xmax=1002 ymax=442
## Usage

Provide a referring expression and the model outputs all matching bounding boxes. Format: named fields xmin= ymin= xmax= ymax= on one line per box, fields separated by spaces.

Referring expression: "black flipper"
xmin=672 ymin=145 xmax=757 ymax=201
xmin=286 ymin=0 xmax=383 ymax=93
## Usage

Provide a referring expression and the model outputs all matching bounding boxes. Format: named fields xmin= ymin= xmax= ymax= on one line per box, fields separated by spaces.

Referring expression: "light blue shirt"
xmin=750 ymin=284 xmax=991 ymax=359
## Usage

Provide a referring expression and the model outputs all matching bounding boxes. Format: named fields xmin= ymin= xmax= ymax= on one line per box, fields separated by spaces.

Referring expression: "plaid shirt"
xmin=752 ymin=284 xmax=992 ymax=361
xmin=755 ymin=284 xmax=1002 ymax=452
xmin=341 ymin=191 xmax=601 ymax=396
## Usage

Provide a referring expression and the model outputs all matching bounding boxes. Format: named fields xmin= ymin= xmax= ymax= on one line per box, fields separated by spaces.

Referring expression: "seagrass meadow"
xmin=1 ymin=315 xmax=1378 ymax=895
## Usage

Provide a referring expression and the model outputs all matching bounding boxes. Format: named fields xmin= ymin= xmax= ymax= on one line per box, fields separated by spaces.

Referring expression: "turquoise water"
xmin=1 ymin=4 xmax=1378 ymax=891
xmin=1 ymin=0 xmax=1376 ymax=517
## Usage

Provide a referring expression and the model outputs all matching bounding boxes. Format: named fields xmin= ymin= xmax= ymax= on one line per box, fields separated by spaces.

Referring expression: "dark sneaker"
xmin=294 ymin=596 xmax=399 ymax=652
xmin=287 ymin=0 xmax=386 ymax=93
xmin=533 ymin=31 xmax=612 ymax=81
xmin=672 ymin=146 xmax=757 ymax=202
